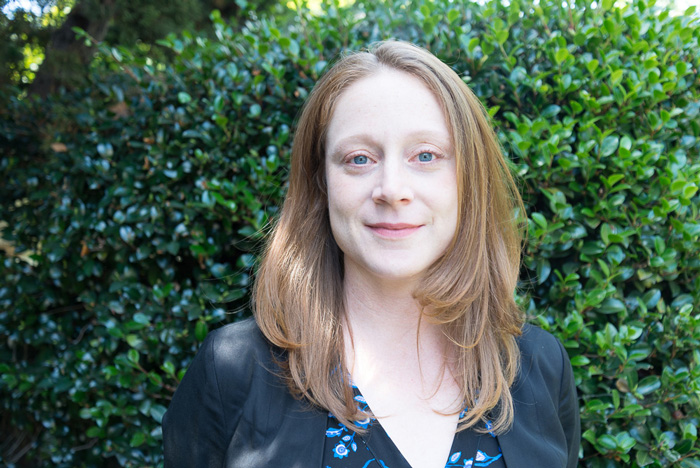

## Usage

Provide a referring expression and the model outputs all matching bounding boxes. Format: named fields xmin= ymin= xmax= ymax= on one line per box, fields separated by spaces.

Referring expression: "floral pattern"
xmin=326 ymin=412 xmax=362 ymax=459
xmin=323 ymin=386 xmax=504 ymax=468
xmin=324 ymin=387 xmax=384 ymax=467
xmin=444 ymin=449 xmax=503 ymax=467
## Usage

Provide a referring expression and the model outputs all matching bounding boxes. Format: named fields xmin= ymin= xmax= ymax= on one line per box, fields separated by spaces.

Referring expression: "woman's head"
xmin=283 ymin=41 xmax=523 ymax=309
xmin=324 ymin=66 xmax=459 ymax=287
xmin=254 ymin=40 xmax=525 ymax=434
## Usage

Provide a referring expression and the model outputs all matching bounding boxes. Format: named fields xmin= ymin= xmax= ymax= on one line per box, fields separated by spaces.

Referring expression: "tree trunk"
xmin=29 ymin=0 xmax=116 ymax=97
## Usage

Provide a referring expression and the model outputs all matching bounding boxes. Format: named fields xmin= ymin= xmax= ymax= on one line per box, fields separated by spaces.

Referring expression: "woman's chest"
xmin=320 ymin=383 xmax=505 ymax=468
xmin=350 ymin=373 xmax=462 ymax=466
xmin=322 ymin=410 xmax=505 ymax=468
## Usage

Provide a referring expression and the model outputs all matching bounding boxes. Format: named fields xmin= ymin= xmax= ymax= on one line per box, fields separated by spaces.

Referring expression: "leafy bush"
xmin=1 ymin=0 xmax=699 ymax=466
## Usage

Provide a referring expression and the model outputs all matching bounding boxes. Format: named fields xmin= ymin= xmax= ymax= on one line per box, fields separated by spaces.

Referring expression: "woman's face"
xmin=324 ymin=68 xmax=459 ymax=286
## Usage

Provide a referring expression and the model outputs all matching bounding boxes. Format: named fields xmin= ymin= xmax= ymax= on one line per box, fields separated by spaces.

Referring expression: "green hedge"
xmin=1 ymin=0 xmax=699 ymax=466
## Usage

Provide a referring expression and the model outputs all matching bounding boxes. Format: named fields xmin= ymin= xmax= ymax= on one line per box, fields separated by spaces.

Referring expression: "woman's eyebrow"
xmin=326 ymin=133 xmax=380 ymax=155
xmin=408 ymin=130 xmax=453 ymax=147
xmin=327 ymin=130 xmax=452 ymax=155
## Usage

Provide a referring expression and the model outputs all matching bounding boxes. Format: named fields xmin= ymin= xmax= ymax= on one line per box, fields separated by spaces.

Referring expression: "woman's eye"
xmin=418 ymin=152 xmax=434 ymax=162
xmin=352 ymin=155 xmax=369 ymax=165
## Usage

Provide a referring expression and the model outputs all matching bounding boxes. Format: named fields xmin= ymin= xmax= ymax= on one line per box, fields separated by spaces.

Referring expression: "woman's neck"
xmin=341 ymin=266 xmax=451 ymax=381
xmin=342 ymin=266 xmax=424 ymax=335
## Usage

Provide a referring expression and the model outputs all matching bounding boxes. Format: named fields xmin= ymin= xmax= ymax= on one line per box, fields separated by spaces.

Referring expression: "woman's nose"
xmin=371 ymin=160 xmax=414 ymax=205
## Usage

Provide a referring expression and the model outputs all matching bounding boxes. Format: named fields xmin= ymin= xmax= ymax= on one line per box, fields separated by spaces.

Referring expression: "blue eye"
xmin=418 ymin=152 xmax=434 ymax=162
xmin=352 ymin=155 xmax=369 ymax=165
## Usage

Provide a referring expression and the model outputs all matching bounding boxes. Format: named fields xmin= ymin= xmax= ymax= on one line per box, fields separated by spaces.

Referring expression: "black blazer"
xmin=163 ymin=318 xmax=580 ymax=468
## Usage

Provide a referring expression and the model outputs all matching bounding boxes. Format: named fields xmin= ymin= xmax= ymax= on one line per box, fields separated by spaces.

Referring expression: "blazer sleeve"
xmin=162 ymin=321 xmax=256 ymax=468
xmin=500 ymin=325 xmax=581 ymax=468
xmin=555 ymin=334 xmax=581 ymax=468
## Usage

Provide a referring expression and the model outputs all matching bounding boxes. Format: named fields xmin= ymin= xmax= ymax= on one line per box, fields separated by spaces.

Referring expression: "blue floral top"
xmin=323 ymin=386 xmax=506 ymax=468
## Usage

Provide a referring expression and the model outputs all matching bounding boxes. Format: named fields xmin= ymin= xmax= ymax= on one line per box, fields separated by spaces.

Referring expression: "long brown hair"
xmin=253 ymin=40 xmax=526 ymax=434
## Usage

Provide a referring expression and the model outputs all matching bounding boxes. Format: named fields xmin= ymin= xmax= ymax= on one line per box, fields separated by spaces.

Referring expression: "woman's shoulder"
xmin=506 ymin=323 xmax=580 ymax=468
xmin=205 ymin=316 xmax=270 ymax=355
xmin=201 ymin=316 xmax=278 ymax=381
xmin=517 ymin=323 xmax=566 ymax=354
xmin=515 ymin=323 xmax=572 ymax=387
xmin=163 ymin=316 xmax=292 ymax=467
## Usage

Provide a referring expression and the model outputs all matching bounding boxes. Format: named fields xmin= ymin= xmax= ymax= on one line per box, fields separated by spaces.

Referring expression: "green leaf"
xmin=177 ymin=92 xmax=192 ymax=104
xmin=127 ymin=349 xmax=139 ymax=364
xmin=610 ymin=69 xmax=623 ymax=86
xmin=683 ymin=184 xmax=698 ymax=199
xmin=161 ymin=361 xmax=176 ymax=376
xmin=130 ymin=431 xmax=146 ymax=447
xmin=619 ymin=136 xmax=632 ymax=151
xmin=681 ymin=458 xmax=700 ymax=468
xmin=598 ymin=434 xmax=617 ymax=450
xmin=599 ymin=298 xmax=626 ymax=314
xmin=125 ymin=334 xmax=142 ymax=348
xmin=150 ymin=404 xmax=168 ymax=423
xmin=628 ymin=347 xmax=651 ymax=361
xmin=531 ymin=212 xmax=547 ymax=229
xmin=571 ymin=355 xmax=590 ymax=366
xmin=148 ymin=371 xmax=163 ymax=386
xmin=133 ymin=312 xmax=149 ymax=325
xmin=555 ymin=48 xmax=569 ymax=65
xmin=585 ymin=289 xmax=606 ymax=307
xmin=617 ymin=432 xmax=636 ymax=452
xmin=683 ymin=423 xmax=697 ymax=441
xmin=287 ymin=39 xmax=300 ymax=56
xmin=586 ymin=59 xmax=599 ymax=74
xmin=249 ymin=104 xmax=262 ymax=117
xmin=606 ymin=174 xmax=624 ymax=187
xmin=195 ymin=320 xmax=208 ymax=342
xmin=447 ymin=9 xmax=460 ymax=23
xmin=601 ymin=223 xmax=612 ymax=245
xmin=536 ymin=258 xmax=551 ymax=285
xmin=648 ymin=111 xmax=660 ymax=129
xmin=541 ymin=105 xmax=561 ymax=118
xmin=601 ymin=135 xmax=620 ymax=157
xmin=636 ymin=376 xmax=661 ymax=395
xmin=636 ymin=450 xmax=654 ymax=466
xmin=684 ymin=223 xmax=700 ymax=236
xmin=86 ymin=426 xmax=104 ymax=438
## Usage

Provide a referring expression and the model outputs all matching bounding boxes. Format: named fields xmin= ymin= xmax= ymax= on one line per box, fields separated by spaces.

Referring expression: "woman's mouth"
xmin=366 ymin=223 xmax=422 ymax=238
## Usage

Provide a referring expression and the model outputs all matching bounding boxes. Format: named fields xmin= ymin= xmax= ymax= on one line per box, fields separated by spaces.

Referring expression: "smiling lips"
xmin=366 ymin=222 xmax=422 ymax=238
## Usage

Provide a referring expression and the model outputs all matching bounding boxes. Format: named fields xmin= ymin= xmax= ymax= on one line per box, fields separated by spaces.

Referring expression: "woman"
xmin=162 ymin=41 xmax=580 ymax=468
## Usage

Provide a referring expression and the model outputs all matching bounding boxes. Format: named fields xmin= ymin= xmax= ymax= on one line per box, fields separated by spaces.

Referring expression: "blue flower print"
xmin=446 ymin=408 xmax=501 ymax=468
xmin=355 ymin=415 xmax=371 ymax=429
xmin=448 ymin=451 xmax=462 ymax=465
xmin=325 ymin=384 xmax=392 ymax=468
xmin=326 ymin=408 xmax=390 ymax=467
xmin=350 ymin=390 xmax=372 ymax=429
xmin=474 ymin=449 xmax=502 ymax=466
xmin=484 ymin=420 xmax=496 ymax=438
xmin=326 ymin=411 xmax=363 ymax=462
xmin=333 ymin=443 xmax=350 ymax=459
xmin=445 ymin=449 xmax=502 ymax=467
xmin=326 ymin=426 xmax=344 ymax=438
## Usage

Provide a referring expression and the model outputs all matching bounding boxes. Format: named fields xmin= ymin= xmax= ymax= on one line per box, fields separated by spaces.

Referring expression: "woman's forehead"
xmin=325 ymin=69 xmax=452 ymax=152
